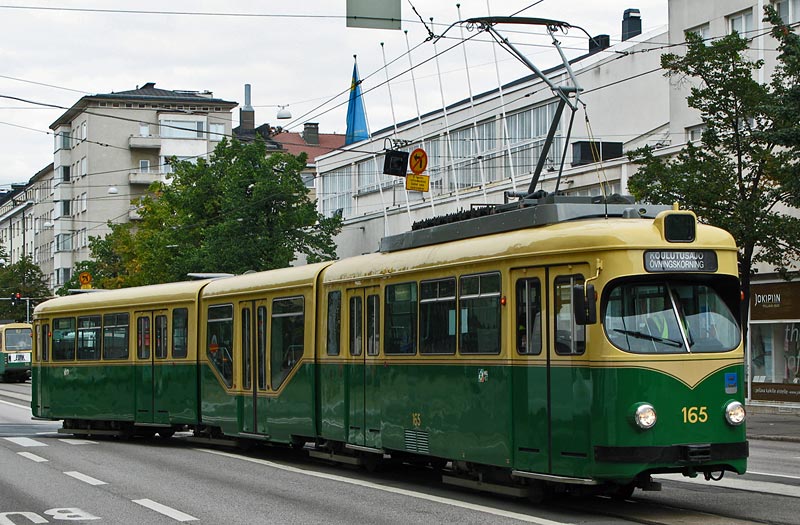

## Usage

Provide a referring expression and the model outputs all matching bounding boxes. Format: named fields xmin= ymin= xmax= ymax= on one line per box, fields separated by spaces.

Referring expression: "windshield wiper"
xmin=613 ymin=329 xmax=683 ymax=348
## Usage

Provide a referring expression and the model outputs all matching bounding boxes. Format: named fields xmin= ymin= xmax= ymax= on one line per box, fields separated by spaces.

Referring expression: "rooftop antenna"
xmin=438 ymin=17 xmax=586 ymax=198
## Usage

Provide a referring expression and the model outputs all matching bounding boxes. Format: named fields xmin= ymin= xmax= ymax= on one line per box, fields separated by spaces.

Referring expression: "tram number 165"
xmin=681 ymin=406 xmax=708 ymax=424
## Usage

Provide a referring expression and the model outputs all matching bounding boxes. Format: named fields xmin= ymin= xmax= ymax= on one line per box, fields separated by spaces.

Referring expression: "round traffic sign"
xmin=409 ymin=148 xmax=428 ymax=175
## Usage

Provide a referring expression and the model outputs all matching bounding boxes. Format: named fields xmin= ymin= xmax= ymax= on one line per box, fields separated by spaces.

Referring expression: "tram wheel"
xmin=158 ymin=430 xmax=175 ymax=439
xmin=610 ymin=482 xmax=636 ymax=501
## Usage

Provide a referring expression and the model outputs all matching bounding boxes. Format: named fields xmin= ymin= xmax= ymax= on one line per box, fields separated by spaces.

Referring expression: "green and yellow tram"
xmin=31 ymin=198 xmax=747 ymax=499
xmin=1 ymin=322 xmax=33 ymax=382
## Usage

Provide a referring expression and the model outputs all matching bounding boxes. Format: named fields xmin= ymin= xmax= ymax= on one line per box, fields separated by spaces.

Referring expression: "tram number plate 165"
xmin=681 ymin=406 xmax=708 ymax=424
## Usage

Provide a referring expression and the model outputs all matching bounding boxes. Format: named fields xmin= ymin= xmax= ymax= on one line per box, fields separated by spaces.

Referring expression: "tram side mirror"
xmin=573 ymin=284 xmax=597 ymax=325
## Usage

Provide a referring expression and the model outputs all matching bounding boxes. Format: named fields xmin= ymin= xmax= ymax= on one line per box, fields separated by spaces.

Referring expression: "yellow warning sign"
xmin=406 ymin=174 xmax=430 ymax=192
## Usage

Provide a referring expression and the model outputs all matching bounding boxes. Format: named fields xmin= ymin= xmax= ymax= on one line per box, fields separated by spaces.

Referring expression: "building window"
xmin=139 ymin=123 xmax=150 ymax=137
xmin=81 ymin=121 xmax=87 ymax=141
xmin=81 ymin=157 xmax=87 ymax=177
xmin=160 ymin=119 xmax=206 ymax=139
xmin=60 ymin=165 xmax=71 ymax=183
xmin=209 ymin=122 xmax=225 ymax=141
xmin=728 ymin=9 xmax=753 ymax=36
xmin=55 ymin=233 xmax=73 ymax=252
xmin=773 ymin=0 xmax=800 ymax=23
xmin=687 ymin=124 xmax=706 ymax=144
xmin=59 ymin=131 xmax=71 ymax=151
xmin=320 ymin=165 xmax=352 ymax=218
xmin=688 ymin=23 xmax=711 ymax=43
xmin=140 ymin=159 xmax=150 ymax=173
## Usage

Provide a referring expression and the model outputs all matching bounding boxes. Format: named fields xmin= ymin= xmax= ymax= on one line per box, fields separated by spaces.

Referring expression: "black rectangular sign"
xmin=643 ymin=250 xmax=718 ymax=272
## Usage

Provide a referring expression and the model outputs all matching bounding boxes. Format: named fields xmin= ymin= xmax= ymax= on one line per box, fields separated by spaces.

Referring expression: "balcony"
xmin=129 ymin=170 xmax=163 ymax=186
xmin=129 ymin=135 xmax=162 ymax=149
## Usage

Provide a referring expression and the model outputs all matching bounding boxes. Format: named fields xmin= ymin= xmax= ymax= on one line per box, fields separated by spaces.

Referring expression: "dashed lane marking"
xmin=17 ymin=451 xmax=47 ymax=462
xmin=133 ymin=499 xmax=198 ymax=522
xmin=64 ymin=471 xmax=107 ymax=486
xmin=4 ymin=437 xmax=46 ymax=447
xmin=58 ymin=439 xmax=98 ymax=445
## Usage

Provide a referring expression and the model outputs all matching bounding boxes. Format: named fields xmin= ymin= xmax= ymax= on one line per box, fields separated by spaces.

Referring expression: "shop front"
xmin=749 ymin=282 xmax=800 ymax=407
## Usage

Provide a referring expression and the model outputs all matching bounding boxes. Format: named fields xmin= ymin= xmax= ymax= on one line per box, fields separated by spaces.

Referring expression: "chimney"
xmin=622 ymin=8 xmax=642 ymax=41
xmin=239 ymin=84 xmax=255 ymax=132
xmin=303 ymin=122 xmax=319 ymax=145
xmin=589 ymin=34 xmax=610 ymax=54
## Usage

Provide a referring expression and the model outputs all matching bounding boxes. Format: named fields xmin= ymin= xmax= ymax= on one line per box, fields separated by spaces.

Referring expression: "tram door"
xmin=345 ymin=287 xmax=381 ymax=448
xmin=547 ymin=268 xmax=591 ymax=478
xmin=510 ymin=269 xmax=549 ymax=473
xmin=241 ymin=301 xmax=270 ymax=435
xmin=134 ymin=310 xmax=169 ymax=425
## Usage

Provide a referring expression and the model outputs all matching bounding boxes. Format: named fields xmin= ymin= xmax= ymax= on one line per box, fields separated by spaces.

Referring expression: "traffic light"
xmin=10 ymin=292 xmax=20 ymax=307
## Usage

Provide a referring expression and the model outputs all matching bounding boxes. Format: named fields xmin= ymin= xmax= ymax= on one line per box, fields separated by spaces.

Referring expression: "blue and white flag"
xmin=345 ymin=62 xmax=370 ymax=145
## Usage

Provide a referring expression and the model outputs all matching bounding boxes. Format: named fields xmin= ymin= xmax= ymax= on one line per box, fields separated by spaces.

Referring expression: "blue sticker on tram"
xmin=725 ymin=372 xmax=738 ymax=394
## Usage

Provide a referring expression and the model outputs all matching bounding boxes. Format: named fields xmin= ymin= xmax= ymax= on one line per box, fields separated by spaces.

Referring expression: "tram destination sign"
xmin=644 ymin=250 xmax=718 ymax=273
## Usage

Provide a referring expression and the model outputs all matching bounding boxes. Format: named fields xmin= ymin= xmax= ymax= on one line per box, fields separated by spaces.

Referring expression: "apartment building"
xmin=41 ymin=83 xmax=237 ymax=289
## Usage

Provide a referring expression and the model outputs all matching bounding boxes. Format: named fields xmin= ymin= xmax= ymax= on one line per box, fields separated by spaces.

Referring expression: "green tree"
xmin=628 ymin=6 xmax=800 ymax=328
xmin=85 ymin=137 xmax=341 ymax=287
xmin=0 ymin=254 xmax=51 ymax=322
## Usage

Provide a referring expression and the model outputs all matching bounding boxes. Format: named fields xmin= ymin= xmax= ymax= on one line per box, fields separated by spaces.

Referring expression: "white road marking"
xmin=657 ymin=473 xmax=800 ymax=498
xmin=18 ymin=452 xmax=47 ymax=462
xmin=133 ymin=499 xmax=198 ymax=522
xmin=64 ymin=471 xmax=107 ymax=486
xmin=747 ymin=470 xmax=800 ymax=481
xmin=0 ymin=398 xmax=29 ymax=410
xmin=4 ymin=437 xmax=46 ymax=447
xmin=58 ymin=439 xmax=98 ymax=445
xmin=199 ymin=449 xmax=571 ymax=525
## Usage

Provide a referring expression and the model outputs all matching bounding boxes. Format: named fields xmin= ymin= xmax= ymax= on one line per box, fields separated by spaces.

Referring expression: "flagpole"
xmin=380 ymin=43 xmax=414 ymax=228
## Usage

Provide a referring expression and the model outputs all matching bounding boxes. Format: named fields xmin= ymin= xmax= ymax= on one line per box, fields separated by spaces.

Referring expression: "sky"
xmin=0 ymin=0 xmax=668 ymax=188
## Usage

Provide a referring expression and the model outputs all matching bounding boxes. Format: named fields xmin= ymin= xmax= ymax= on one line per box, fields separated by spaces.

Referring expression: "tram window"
xmin=137 ymin=317 xmax=151 ymax=359
xmin=52 ymin=317 xmax=76 ymax=361
xmin=154 ymin=315 xmax=168 ymax=359
xmin=459 ymin=273 xmax=501 ymax=355
xmin=257 ymin=306 xmax=267 ymax=389
xmin=172 ymin=308 xmax=188 ymax=358
xmin=207 ymin=305 xmax=234 ymax=387
xmin=350 ymin=296 xmax=363 ymax=356
xmin=102 ymin=313 xmax=129 ymax=360
xmin=367 ymin=294 xmax=380 ymax=356
xmin=516 ymin=279 xmax=542 ymax=355
xmin=385 ymin=282 xmax=417 ymax=355
xmin=604 ymin=282 xmax=740 ymax=354
xmin=242 ymin=307 xmax=252 ymax=390
xmin=77 ymin=316 xmax=101 ymax=360
xmin=271 ymin=297 xmax=304 ymax=389
xmin=420 ymin=278 xmax=456 ymax=355
xmin=554 ymin=276 xmax=586 ymax=355
xmin=39 ymin=324 xmax=50 ymax=361
xmin=326 ymin=291 xmax=341 ymax=356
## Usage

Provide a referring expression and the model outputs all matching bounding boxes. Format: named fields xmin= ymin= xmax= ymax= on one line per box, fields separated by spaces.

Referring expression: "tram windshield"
xmin=3 ymin=328 xmax=32 ymax=352
xmin=604 ymin=281 xmax=740 ymax=354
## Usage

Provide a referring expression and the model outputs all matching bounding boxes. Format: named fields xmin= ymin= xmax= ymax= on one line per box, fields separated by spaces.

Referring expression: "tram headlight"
xmin=634 ymin=403 xmax=657 ymax=430
xmin=724 ymin=401 xmax=746 ymax=426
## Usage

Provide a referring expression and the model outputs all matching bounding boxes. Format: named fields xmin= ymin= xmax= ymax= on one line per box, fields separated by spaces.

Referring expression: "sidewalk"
xmin=746 ymin=405 xmax=800 ymax=443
